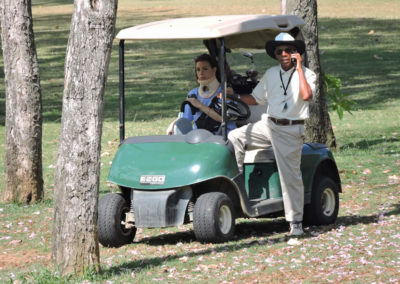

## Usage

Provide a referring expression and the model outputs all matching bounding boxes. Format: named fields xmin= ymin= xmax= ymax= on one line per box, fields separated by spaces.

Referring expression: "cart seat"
xmin=185 ymin=129 xmax=235 ymax=153
xmin=244 ymin=146 xmax=275 ymax=163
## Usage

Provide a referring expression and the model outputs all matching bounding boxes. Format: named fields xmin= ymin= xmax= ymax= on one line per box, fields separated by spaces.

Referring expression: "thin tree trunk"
xmin=0 ymin=0 xmax=43 ymax=203
xmin=283 ymin=0 xmax=337 ymax=149
xmin=52 ymin=0 xmax=118 ymax=275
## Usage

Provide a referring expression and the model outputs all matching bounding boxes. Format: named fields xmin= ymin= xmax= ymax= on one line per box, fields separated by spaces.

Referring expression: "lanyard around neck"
xmin=279 ymin=69 xmax=296 ymax=96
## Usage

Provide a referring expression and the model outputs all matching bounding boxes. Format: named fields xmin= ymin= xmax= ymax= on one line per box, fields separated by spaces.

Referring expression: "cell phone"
xmin=292 ymin=58 xmax=297 ymax=65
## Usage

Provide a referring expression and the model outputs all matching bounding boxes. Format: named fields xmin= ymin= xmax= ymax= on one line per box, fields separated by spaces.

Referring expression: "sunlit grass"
xmin=0 ymin=0 xmax=399 ymax=282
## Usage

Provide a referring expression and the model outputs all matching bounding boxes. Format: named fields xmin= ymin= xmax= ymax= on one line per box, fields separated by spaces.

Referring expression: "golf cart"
xmin=98 ymin=14 xmax=342 ymax=247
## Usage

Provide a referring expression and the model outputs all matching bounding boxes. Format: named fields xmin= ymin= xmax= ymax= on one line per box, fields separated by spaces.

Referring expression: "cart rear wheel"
xmin=304 ymin=176 xmax=339 ymax=226
xmin=193 ymin=192 xmax=235 ymax=243
xmin=98 ymin=193 xmax=136 ymax=247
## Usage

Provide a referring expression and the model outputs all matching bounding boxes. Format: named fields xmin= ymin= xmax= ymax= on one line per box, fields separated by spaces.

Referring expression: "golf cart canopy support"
xmin=116 ymin=14 xmax=305 ymax=142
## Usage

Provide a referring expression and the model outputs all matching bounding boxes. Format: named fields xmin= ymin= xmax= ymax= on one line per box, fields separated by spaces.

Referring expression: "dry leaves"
xmin=388 ymin=175 xmax=400 ymax=184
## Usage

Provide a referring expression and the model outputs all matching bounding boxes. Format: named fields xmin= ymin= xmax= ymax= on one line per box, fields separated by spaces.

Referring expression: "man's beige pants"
xmin=228 ymin=117 xmax=305 ymax=222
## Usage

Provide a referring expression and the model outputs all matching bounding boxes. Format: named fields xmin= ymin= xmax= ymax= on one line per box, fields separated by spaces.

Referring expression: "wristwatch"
xmin=233 ymin=93 xmax=241 ymax=100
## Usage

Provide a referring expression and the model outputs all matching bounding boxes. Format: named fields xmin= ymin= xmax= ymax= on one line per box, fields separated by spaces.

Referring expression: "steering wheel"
xmin=180 ymin=95 xmax=251 ymax=122
xmin=219 ymin=96 xmax=251 ymax=122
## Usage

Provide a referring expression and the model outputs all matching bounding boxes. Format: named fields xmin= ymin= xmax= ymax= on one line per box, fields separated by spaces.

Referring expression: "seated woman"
xmin=167 ymin=53 xmax=236 ymax=135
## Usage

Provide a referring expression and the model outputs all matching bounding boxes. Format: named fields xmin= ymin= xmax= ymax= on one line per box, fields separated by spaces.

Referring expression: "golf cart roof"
xmin=116 ymin=14 xmax=305 ymax=49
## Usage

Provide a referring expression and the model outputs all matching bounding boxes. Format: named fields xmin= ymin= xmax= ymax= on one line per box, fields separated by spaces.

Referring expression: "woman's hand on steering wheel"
xmin=217 ymin=87 xmax=234 ymax=99
xmin=186 ymin=97 xmax=203 ymax=109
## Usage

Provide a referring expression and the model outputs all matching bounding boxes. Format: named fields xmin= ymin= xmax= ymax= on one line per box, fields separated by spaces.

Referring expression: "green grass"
xmin=0 ymin=0 xmax=400 ymax=282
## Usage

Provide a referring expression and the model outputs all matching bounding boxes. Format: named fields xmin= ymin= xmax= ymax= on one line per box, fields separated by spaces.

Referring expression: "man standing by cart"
xmin=228 ymin=32 xmax=316 ymax=236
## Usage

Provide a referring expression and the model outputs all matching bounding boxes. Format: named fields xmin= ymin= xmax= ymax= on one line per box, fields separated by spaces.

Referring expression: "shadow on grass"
xmin=336 ymin=202 xmax=400 ymax=228
xmin=2 ymin=17 xmax=398 ymax=125
xmin=32 ymin=0 xmax=72 ymax=6
xmin=138 ymin=201 xmax=400 ymax=247
xmin=103 ymin=17 xmax=400 ymax=122
xmin=99 ymin=203 xmax=400 ymax=277
xmin=340 ymin=136 xmax=400 ymax=151
xmin=100 ymin=219 xmax=291 ymax=277
xmin=137 ymin=218 xmax=289 ymax=246
xmin=388 ymin=203 xmax=400 ymax=217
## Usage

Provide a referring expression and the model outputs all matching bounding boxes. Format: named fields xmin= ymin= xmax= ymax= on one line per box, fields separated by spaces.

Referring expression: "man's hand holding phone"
xmin=291 ymin=52 xmax=302 ymax=70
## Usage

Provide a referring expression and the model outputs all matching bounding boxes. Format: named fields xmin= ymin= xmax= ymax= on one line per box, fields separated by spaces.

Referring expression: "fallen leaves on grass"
xmin=362 ymin=168 xmax=372 ymax=174
xmin=287 ymin=238 xmax=302 ymax=246
xmin=101 ymin=151 xmax=110 ymax=157
xmin=9 ymin=239 xmax=22 ymax=245
xmin=388 ymin=175 xmax=399 ymax=184
xmin=1 ymin=182 xmax=400 ymax=283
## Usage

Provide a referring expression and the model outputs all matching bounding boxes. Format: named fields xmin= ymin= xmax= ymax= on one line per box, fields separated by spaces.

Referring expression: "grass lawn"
xmin=0 ymin=0 xmax=399 ymax=282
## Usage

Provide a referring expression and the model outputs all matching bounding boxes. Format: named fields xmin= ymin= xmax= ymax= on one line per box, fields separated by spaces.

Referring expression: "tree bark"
xmin=283 ymin=0 xmax=337 ymax=149
xmin=52 ymin=0 xmax=118 ymax=275
xmin=0 ymin=0 xmax=43 ymax=203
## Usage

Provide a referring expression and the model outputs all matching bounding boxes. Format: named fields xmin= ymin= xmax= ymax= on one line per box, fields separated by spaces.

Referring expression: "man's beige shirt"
xmin=252 ymin=65 xmax=316 ymax=121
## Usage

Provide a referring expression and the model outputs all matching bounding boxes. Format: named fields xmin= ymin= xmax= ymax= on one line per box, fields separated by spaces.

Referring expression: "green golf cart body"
xmin=98 ymin=14 xmax=342 ymax=247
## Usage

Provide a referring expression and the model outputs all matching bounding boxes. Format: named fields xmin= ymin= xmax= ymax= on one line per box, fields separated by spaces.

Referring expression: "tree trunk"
xmin=282 ymin=0 xmax=337 ymax=149
xmin=0 ymin=0 xmax=43 ymax=203
xmin=52 ymin=0 xmax=118 ymax=275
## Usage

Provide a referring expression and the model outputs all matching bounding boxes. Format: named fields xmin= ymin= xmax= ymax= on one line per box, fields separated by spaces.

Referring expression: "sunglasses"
xmin=275 ymin=47 xmax=297 ymax=56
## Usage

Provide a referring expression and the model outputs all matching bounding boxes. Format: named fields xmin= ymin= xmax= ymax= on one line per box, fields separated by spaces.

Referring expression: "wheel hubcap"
xmin=321 ymin=188 xmax=335 ymax=216
xmin=120 ymin=208 xmax=132 ymax=235
xmin=219 ymin=205 xmax=232 ymax=234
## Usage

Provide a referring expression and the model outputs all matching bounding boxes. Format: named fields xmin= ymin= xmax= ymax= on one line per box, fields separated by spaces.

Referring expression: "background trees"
xmin=282 ymin=0 xmax=337 ymax=149
xmin=51 ymin=0 xmax=118 ymax=275
xmin=0 ymin=0 xmax=398 ymax=281
xmin=0 ymin=0 xmax=43 ymax=203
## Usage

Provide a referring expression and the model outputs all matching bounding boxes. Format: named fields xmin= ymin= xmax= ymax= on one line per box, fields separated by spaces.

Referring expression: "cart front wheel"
xmin=98 ymin=193 xmax=136 ymax=247
xmin=193 ymin=192 xmax=235 ymax=243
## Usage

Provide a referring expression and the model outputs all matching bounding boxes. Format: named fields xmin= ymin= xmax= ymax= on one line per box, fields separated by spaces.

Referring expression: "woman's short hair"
xmin=194 ymin=53 xmax=218 ymax=68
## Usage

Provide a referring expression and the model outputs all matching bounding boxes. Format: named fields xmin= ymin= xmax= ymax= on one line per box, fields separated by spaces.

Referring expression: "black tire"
xmin=98 ymin=193 xmax=136 ymax=247
xmin=193 ymin=192 xmax=235 ymax=243
xmin=304 ymin=176 xmax=339 ymax=226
